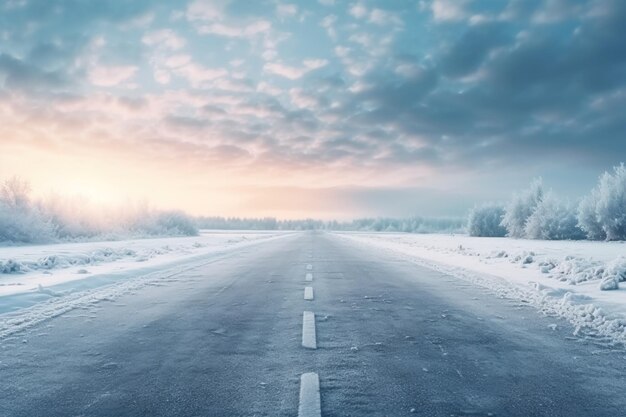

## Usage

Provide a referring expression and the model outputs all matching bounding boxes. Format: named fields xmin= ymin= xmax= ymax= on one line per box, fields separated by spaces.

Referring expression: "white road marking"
xmin=306 ymin=264 xmax=313 ymax=270
xmin=302 ymin=311 xmax=317 ymax=349
xmin=305 ymin=273 xmax=313 ymax=282
xmin=298 ymin=372 xmax=321 ymax=417
xmin=304 ymin=286 xmax=314 ymax=300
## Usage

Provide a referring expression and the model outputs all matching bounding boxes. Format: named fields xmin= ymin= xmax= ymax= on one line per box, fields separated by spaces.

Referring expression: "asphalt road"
xmin=1 ymin=232 xmax=625 ymax=416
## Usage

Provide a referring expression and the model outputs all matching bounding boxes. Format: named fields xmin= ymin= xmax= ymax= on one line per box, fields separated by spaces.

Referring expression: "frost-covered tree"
xmin=0 ymin=176 xmax=200 ymax=243
xmin=525 ymin=193 xmax=585 ymax=240
xmin=153 ymin=211 xmax=198 ymax=236
xmin=0 ymin=177 xmax=55 ymax=244
xmin=500 ymin=178 xmax=544 ymax=238
xmin=577 ymin=189 xmax=606 ymax=240
xmin=578 ymin=164 xmax=626 ymax=241
xmin=467 ymin=204 xmax=507 ymax=237
xmin=1 ymin=176 xmax=31 ymax=209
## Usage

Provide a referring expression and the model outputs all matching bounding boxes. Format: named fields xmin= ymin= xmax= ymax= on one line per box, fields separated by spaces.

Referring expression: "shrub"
xmin=577 ymin=164 xmax=626 ymax=241
xmin=0 ymin=176 xmax=198 ymax=244
xmin=577 ymin=189 xmax=606 ymax=240
xmin=525 ymin=194 xmax=585 ymax=240
xmin=501 ymin=178 xmax=544 ymax=238
xmin=0 ymin=203 xmax=56 ymax=244
xmin=467 ymin=204 xmax=507 ymax=237
xmin=0 ymin=177 xmax=56 ymax=244
xmin=151 ymin=211 xmax=198 ymax=236
xmin=133 ymin=210 xmax=198 ymax=236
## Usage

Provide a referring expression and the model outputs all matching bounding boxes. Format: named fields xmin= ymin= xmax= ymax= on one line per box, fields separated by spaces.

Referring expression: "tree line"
xmin=468 ymin=164 xmax=626 ymax=240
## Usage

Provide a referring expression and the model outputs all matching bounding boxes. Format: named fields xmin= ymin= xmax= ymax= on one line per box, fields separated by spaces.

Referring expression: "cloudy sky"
xmin=1 ymin=0 xmax=625 ymax=219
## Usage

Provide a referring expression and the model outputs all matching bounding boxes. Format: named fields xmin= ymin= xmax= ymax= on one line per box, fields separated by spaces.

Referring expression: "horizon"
xmin=2 ymin=0 xmax=625 ymax=219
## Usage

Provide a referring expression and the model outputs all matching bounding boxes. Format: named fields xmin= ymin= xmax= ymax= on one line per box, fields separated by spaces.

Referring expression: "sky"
xmin=1 ymin=0 xmax=625 ymax=219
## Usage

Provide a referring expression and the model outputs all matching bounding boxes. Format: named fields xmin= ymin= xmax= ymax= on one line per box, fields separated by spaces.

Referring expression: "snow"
xmin=333 ymin=232 xmax=626 ymax=345
xmin=0 ymin=230 xmax=290 ymax=338
xmin=0 ymin=230 xmax=284 ymax=298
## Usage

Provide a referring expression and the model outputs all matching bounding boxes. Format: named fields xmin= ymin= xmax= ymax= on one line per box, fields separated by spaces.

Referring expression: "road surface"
xmin=1 ymin=232 xmax=625 ymax=416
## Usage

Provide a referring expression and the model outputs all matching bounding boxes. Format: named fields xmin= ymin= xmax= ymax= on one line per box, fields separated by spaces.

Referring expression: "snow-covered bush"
xmin=577 ymin=164 xmax=626 ymax=241
xmin=0 ymin=176 xmax=198 ymax=244
xmin=0 ymin=178 xmax=56 ymax=244
xmin=524 ymin=194 xmax=585 ymax=240
xmin=599 ymin=257 xmax=626 ymax=290
xmin=501 ymin=178 xmax=544 ymax=238
xmin=577 ymin=189 xmax=606 ymax=240
xmin=467 ymin=204 xmax=507 ymax=237
xmin=0 ymin=204 xmax=56 ymax=244
xmin=138 ymin=211 xmax=198 ymax=236
xmin=39 ymin=194 xmax=111 ymax=239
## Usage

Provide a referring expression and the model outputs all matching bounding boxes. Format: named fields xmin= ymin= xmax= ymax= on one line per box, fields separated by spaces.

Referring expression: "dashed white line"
xmin=305 ymin=273 xmax=313 ymax=282
xmin=298 ymin=372 xmax=321 ymax=417
xmin=306 ymin=264 xmax=313 ymax=270
xmin=302 ymin=311 xmax=317 ymax=349
xmin=304 ymin=286 xmax=314 ymax=301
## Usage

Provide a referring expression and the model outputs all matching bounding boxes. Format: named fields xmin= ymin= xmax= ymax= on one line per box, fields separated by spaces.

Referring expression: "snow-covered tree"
xmin=578 ymin=164 xmax=626 ymax=241
xmin=1 ymin=176 xmax=31 ymax=209
xmin=525 ymin=193 xmax=585 ymax=240
xmin=500 ymin=178 xmax=544 ymax=238
xmin=467 ymin=204 xmax=507 ymax=237
xmin=577 ymin=189 xmax=606 ymax=240
xmin=0 ymin=177 xmax=56 ymax=244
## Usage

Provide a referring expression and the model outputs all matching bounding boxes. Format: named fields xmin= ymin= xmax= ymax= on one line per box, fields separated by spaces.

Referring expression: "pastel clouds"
xmin=1 ymin=0 xmax=626 ymax=218
xmin=142 ymin=29 xmax=186 ymax=50
xmin=88 ymin=65 xmax=137 ymax=87
xmin=264 ymin=59 xmax=328 ymax=79
xmin=198 ymin=20 xmax=272 ymax=38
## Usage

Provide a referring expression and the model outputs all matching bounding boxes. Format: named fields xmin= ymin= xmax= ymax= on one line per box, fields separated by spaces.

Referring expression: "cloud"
xmin=185 ymin=0 xmax=227 ymax=21
xmin=0 ymin=53 xmax=68 ymax=92
xmin=88 ymin=65 xmax=137 ymax=87
xmin=440 ymin=22 xmax=509 ymax=77
xmin=368 ymin=8 xmax=403 ymax=26
xmin=264 ymin=59 xmax=328 ymax=79
xmin=289 ymin=87 xmax=326 ymax=109
xmin=349 ymin=3 xmax=368 ymax=19
xmin=174 ymin=62 xmax=228 ymax=86
xmin=164 ymin=54 xmax=192 ymax=68
xmin=429 ymin=0 xmax=470 ymax=22
xmin=142 ymin=29 xmax=186 ymax=50
xmin=153 ymin=69 xmax=171 ymax=84
xmin=198 ymin=20 xmax=272 ymax=38
xmin=3 ymin=0 xmax=626 ymax=218
xmin=320 ymin=14 xmax=338 ymax=40
xmin=276 ymin=3 xmax=298 ymax=18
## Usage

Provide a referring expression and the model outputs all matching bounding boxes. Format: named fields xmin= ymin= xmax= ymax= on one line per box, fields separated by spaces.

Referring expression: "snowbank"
xmin=333 ymin=232 xmax=626 ymax=345
xmin=0 ymin=231 xmax=286 ymax=298
xmin=0 ymin=230 xmax=291 ymax=338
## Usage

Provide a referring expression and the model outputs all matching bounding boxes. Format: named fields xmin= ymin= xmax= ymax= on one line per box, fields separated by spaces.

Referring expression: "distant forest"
xmin=195 ymin=216 xmax=464 ymax=233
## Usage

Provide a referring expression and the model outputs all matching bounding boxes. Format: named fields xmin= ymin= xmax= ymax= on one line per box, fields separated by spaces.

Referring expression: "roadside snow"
xmin=0 ymin=230 xmax=285 ymax=298
xmin=333 ymin=232 xmax=626 ymax=346
xmin=0 ymin=231 xmax=291 ymax=338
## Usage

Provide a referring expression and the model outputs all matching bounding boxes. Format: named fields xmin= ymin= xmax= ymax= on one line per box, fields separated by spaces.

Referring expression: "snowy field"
xmin=334 ymin=232 xmax=626 ymax=345
xmin=0 ymin=230 xmax=290 ymax=335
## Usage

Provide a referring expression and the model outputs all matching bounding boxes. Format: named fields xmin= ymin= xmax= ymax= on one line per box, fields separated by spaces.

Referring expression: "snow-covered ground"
xmin=334 ymin=232 xmax=626 ymax=345
xmin=0 ymin=230 xmax=288 ymax=303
